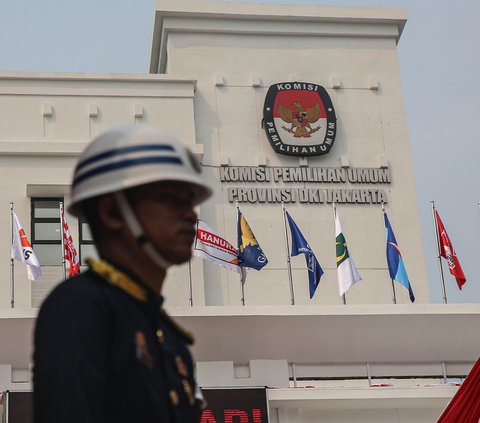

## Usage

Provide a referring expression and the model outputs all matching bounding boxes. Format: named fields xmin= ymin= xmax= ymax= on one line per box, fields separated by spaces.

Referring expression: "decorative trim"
xmin=87 ymin=258 xmax=148 ymax=302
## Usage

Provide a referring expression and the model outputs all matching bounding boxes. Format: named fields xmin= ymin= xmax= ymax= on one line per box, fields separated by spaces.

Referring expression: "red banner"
xmin=437 ymin=358 xmax=480 ymax=422
xmin=435 ymin=210 xmax=466 ymax=289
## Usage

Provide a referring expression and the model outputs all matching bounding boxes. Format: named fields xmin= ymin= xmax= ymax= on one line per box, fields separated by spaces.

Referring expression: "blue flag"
xmin=384 ymin=212 xmax=415 ymax=302
xmin=237 ymin=210 xmax=268 ymax=272
xmin=286 ymin=211 xmax=324 ymax=299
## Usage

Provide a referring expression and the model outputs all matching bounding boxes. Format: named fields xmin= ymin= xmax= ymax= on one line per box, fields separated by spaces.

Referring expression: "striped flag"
xmin=11 ymin=212 xmax=42 ymax=280
xmin=384 ymin=212 xmax=415 ymax=302
xmin=61 ymin=211 xmax=80 ymax=277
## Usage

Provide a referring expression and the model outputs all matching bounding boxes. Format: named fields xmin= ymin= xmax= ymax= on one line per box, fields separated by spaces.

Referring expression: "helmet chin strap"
xmin=114 ymin=191 xmax=172 ymax=270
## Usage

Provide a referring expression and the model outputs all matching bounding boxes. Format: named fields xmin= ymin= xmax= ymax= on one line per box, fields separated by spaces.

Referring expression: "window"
xmin=31 ymin=198 xmax=63 ymax=265
xmin=79 ymin=219 xmax=97 ymax=265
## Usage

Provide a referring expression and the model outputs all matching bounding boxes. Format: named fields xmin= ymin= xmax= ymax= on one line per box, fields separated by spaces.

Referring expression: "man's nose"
xmin=183 ymin=206 xmax=197 ymax=223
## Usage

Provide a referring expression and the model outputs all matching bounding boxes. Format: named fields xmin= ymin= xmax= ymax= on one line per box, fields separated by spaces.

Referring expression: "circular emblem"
xmin=263 ymin=82 xmax=337 ymax=156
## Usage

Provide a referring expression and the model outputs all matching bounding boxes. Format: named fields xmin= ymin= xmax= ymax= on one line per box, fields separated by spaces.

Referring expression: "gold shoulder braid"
xmin=87 ymin=258 xmax=148 ymax=302
xmin=87 ymin=258 xmax=195 ymax=345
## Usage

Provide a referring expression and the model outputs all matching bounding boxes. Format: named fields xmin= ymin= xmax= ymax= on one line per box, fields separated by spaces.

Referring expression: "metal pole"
xmin=236 ymin=202 xmax=246 ymax=306
xmin=4 ymin=390 xmax=9 ymax=423
xmin=291 ymin=363 xmax=298 ymax=388
xmin=281 ymin=202 xmax=295 ymax=305
xmin=188 ymin=260 xmax=193 ymax=307
xmin=241 ymin=281 xmax=245 ymax=306
xmin=390 ymin=279 xmax=397 ymax=304
xmin=10 ymin=203 xmax=15 ymax=308
xmin=59 ymin=202 xmax=67 ymax=281
xmin=442 ymin=361 xmax=448 ymax=384
xmin=188 ymin=219 xmax=200 ymax=307
xmin=431 ymin=201 xmax=448 ymax=303
xmin=366 ymin=362 xmax=372 ymax=387
xmin=382 ymin=202 xmax=397 ymax=304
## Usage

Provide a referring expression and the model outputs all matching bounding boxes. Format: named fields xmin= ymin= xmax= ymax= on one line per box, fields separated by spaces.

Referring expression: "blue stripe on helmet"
xmin=76 ymin=144 xmax=175 ymax=173
xmin=74 ymin=156 xmax=183 ymax=186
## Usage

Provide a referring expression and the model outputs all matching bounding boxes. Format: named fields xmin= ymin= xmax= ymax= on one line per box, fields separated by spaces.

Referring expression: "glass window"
xmin=34 ymin=244 xmax=63 ymax=266
xmin=80 ymin=244 xmax=98 ymax=265
xmin=81 ymin=222 xmax=93 ymax=242
xmin=79 ymin=219 xmax=97 ymax=265
xmin=34 ymin=201 xmax=61 ymax=218
xmin=31 ymin=198 xmax=63 ymax=266
xmin=34 ymin=223 xmax=61 ymax=241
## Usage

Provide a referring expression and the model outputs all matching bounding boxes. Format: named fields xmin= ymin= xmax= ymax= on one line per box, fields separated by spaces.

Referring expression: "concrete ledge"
xmin=268 ymin=385 xmax=457 ymax=410
xmin=0 ymin=142 xmax=86 ymax=157
xmin=0 ymin=304 xmax=478 ymax=378
xmin=169 ymin=304 xmax=480 ymax=363
xmin=197 ymin=360 xmax=289 ymax=388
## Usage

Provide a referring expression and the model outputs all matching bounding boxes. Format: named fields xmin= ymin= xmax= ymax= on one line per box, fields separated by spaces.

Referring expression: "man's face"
xmin=128 ymin=181 xmax=198 ymax=265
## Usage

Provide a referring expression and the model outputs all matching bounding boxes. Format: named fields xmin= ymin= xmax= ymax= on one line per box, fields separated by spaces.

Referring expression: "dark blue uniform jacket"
xmin=33 ymin=262 xmax=200 ymax=423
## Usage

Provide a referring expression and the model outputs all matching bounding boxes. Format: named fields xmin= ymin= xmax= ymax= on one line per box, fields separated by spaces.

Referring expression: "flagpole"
xmin=187 ymin=220 xmax=199 ymax=307
xmin=382 ymin=202 xmax=397 ymax=304
xmin=240 ymin=275 xmax=246 ymax=306
xmin=431 ymin=200 xmax=448 ymax=304
xmin=9 ymin=202 xmax=15 ymax=308
xmin=281 ymin=202 xmax=295 ymax=305
xmin=236 ymin=202 xmax=246 ymax=306
xmin=59 ymin=202 xmax=67 ymax=280
xmin=188 ymin=259 xmax=193 ymax=307
xmin=333 ymin=202 xmax=347 ymax=305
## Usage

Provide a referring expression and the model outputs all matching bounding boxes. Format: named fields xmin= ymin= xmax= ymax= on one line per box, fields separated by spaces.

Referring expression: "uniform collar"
xmin=86 ymin=258 xmax=194 ymax=345
xmin=87 ymin=257 xmax=164 ymax=306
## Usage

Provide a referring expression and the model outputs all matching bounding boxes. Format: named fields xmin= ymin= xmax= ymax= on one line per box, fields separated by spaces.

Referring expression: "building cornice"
xmin=150 ymin=0 xmax=406 ymax=73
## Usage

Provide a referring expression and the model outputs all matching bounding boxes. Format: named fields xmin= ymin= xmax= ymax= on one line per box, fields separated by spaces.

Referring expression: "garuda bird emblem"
xmin=278 ymin=101 xmax=321 ymax=138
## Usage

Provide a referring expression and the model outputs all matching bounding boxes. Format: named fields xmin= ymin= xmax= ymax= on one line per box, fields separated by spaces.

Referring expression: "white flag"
xmin=193 ymin=219 xmax=240 ymax=273
xmin=335 ymin=211 xmax=361 ymax=296
xmin=11 ymin=212 xmax=42 ymax=280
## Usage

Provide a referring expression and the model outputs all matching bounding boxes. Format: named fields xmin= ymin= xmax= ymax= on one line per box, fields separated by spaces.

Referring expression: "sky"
xmin=0 ymin=0 xmax=478 ymax=303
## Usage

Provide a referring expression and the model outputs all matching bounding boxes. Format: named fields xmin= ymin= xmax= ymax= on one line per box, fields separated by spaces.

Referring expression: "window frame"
xmin=30 ymin=197 xmax=63 ymax=266
xmin=78 ymin=218 xmax=95 ymax=266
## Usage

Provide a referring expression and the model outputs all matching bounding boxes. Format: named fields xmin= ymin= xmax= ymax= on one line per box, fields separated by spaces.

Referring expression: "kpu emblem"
xmin=263 ymin=82 xmax=337 ymax=156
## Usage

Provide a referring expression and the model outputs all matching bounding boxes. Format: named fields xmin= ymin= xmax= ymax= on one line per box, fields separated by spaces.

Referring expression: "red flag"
xmin=435 ymin=210 xmax=466 ymax=289
xmin=437 ymin=357 xmax=480 ymax=422
xmin=61 ymin=211 xmax=80 ymax=277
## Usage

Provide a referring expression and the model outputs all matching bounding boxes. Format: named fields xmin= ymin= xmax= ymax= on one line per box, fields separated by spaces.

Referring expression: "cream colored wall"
xmin=159 ymin=14 xmax=428 ymax=306
xmin=0 ymin=73 xmax=202 ymax=308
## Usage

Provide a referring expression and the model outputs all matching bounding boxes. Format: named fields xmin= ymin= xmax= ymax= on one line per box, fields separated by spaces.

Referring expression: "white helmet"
xmin=68 ymin=124 xmax=212 ymax=270
xmin=69 ymin=124 xmax=212 ymax=218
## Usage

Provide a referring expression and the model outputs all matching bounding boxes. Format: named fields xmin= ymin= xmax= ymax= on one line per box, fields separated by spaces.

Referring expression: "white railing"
xmin=288 ymin=361 xmax=474 ymax=387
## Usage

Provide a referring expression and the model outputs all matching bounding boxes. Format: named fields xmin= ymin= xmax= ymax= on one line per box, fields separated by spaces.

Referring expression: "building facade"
xmin=0 ymin=1 xmax=478 ymax=422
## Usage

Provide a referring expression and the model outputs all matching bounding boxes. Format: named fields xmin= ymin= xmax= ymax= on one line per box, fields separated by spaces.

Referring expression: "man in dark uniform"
xmin=33 ymin=124 xmax=212 ymax=423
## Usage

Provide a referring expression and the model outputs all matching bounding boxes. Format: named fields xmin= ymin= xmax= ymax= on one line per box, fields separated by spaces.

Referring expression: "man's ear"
xmin=97 ymin=195 xmax=124 ymax=231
